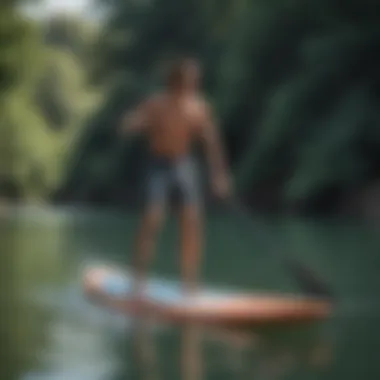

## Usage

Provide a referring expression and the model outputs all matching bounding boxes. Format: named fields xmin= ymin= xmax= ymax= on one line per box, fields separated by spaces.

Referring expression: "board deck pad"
xmin=83 ymin=265 xmax=332 ymax=327
xmin=96 ymin=267 xmax=243 ymax=304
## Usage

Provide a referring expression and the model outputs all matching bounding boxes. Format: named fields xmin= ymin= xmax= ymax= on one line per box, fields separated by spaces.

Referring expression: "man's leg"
xmin=131 ymin=205 xmax=164 ymax=296
xmin=175 ymin=157 xmax=202 ymax=295
xmin=178 ymin=204 xmax=202 ymax=294
xmin=131 ymin=167 xmax=167 ymax=297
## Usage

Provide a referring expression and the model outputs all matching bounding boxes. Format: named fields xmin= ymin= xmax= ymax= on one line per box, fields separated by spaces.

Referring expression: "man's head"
xmin=166 ymin=57 xmax=201 ymax=93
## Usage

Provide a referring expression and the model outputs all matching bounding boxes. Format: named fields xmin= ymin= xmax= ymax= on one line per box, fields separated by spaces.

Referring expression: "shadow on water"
xmin=0 ymin=206 xmax=380 ymax=380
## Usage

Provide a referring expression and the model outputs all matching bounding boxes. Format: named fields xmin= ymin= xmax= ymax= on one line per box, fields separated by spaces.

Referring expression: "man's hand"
xmin=120 ymin=97 xmax=155 ymax=136
xmin=211 ymin=171 xmax=232 ymax=199
xmin=119 ymin=111 xmax=142 ymax=135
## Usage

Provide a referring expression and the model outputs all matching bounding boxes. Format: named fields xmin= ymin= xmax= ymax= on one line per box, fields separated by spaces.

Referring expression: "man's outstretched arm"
xmin=199 ymin=103 xmax=231 ymax=198
xmin=120 ymin=98 xmax=152 ymax=135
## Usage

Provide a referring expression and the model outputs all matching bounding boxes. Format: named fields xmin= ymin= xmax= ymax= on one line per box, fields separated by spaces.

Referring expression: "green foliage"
xmin=0 ymin=6 xmax=38 ymax=92
xmin=0 ymin=5 xmax=101 ymax=201
xmin=54 ymin=0 xmax=380 ymax=214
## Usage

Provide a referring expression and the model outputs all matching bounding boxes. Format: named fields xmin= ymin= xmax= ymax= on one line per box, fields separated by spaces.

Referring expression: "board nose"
xmin=83 ymin=266 xmax=108 ymax=295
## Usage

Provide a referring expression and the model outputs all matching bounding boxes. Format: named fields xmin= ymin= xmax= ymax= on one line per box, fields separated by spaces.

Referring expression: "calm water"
xmin=1 ymin=205 xmax=380 ymax=380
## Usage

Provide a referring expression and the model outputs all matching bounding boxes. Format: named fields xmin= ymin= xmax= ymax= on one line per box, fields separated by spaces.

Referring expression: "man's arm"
xmin=199 ymin=102 xmax=228 ymax=179
xmin=120 ymin=98 xmax=152 ymax=135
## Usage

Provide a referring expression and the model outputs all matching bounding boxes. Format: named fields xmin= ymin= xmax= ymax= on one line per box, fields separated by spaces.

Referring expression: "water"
xmin=1 ymin=205 xmax=380 ymax=380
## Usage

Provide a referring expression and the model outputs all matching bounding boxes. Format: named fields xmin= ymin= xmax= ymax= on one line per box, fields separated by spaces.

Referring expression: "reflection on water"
xmin=25 ymin=314 xmax=119 ymax=380
xmin=1 ymin=206 xmax=380 ymax=380
xmin=127 ymin=321 xmax=334 ymax=380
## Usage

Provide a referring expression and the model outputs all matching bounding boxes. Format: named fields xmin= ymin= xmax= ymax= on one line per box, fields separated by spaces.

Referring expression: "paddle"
xmin=225 ymin=197 xmax=334 ymax=300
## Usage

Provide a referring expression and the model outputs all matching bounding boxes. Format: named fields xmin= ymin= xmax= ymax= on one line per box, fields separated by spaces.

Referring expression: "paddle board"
xmin=83 ymin=265 xmax=331 ymax=328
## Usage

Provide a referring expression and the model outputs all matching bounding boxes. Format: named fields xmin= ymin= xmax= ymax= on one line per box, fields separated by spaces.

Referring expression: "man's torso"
xmin=143 ymin=92 xmax=205 ymax=159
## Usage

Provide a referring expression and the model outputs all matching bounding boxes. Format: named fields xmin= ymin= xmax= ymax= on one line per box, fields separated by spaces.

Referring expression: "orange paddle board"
xmin=83 ymin=265 xmax=331 ymax=328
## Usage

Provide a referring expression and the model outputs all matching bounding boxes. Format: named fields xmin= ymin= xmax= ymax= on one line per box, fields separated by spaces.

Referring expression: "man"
xmin=120 ymin=57 xmax=231 ymax=297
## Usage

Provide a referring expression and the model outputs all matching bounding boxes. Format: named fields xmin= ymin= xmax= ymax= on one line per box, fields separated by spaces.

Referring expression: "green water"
xmin=1 ymin=205 xmax=380 ymax=380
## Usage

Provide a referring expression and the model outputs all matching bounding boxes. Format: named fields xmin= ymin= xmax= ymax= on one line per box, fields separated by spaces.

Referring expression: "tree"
xmin=57 ymin=0 xmax=380 ymax=216
xmin=0 ymin=4 xmax=101 ymax=201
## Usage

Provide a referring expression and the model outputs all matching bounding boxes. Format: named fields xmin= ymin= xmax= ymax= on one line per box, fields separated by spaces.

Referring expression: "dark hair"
xmin=166 ymin=57 xmax=199 ymax=88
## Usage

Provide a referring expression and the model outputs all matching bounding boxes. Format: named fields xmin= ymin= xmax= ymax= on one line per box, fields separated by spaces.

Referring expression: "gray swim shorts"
xmin=144 ymin=155 xmax=200 ymax=207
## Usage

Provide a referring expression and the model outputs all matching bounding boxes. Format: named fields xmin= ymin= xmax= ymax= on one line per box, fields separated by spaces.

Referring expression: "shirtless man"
xmin=121 ymin=57 xmax=231 ymax=296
